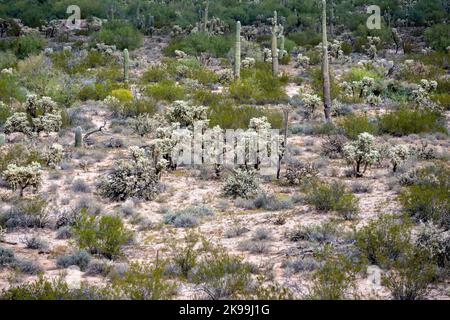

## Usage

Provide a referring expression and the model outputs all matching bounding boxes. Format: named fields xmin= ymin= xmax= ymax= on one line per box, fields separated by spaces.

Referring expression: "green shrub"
xmin=288 ymin=30 xmax=322 ymax=47
xmin=378 ymin=108 xmax=446 ymax=136
xmin=0 ymin=276 xmax=112 ymax=300
xmin=304 ymin=180 xmax=359 ymax=220
xmin=72 ymin=211 xmax=133 ymax=259
xmin=306 ymin=246 xmax=359 ymax=300
xmin=192 ymin=252 xmax=253 ymax=300
xmin=208 ymin=100 xmax=283 ymax=129
xmin=163 ymin=205 xmax=214 ymax=228
xmin=93 ymin=21 xmax=143 ymax=50
xmin=144 ymin=80 xmax=186 ymax=102
xmin=354 ymin=215 xmax=412 ymax=267
xmin=111 ymin=262 xmax=176 ymax=300
xmin=399 ymin=166 xmax=449 ymax=230
xmin=12 ymin=35 xmax=46 ymax=59
xmin=339 ymin=113 xmax=378 ymax=139
xmin=164 ymin=32 xmax=233 ymax=58
xmin=424 ymin=24 xmax=450 ymax=51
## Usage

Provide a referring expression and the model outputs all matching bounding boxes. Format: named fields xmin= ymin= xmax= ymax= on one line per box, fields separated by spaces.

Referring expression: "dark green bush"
xmin=378 ymin=108 xmax=446 ymax=136
xmin=93 ymin=21 xmax=143 ymax=50
xmin=164 ymin=32 xmax=233 ymax=58
xmin=338 ymin=113 xmax=378 ymax=139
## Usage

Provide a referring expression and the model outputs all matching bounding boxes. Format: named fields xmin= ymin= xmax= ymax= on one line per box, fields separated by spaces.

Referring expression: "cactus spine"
xmin=234 ymin=21 xmax=241 ymax=79
xmin=322 ymin=0 xmax=332 ymax=123
xmin=271 ymin=11 xmax=279 ymax=77
xmin=75 ymin=126 xmax=82 ymax=148
xmin=123 ymin=48 xmax=129 ymax=83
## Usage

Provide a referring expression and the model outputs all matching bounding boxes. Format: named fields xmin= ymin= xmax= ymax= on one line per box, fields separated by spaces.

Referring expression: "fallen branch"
xmin=83 ymin=121 xmax=107 ymax=142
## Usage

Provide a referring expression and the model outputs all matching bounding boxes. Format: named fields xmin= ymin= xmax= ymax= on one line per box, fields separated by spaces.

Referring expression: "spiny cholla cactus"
xmin=295 ymin=53 xmax=310 ymax=68
xmin=165 ymin=100 xmax=208 ymax=128
xmin=387 ymin=144 xmax=410 ymax=172
xmin=284 ymin=161 xmax=319 ymax=185
xmin=343 ymin=132 xmax=380 ymax=177
xmin=4 ymin=95 xmax=62 ymax=136
xmin=241 ymin=57 xmax=256 ymax=69
xmin=132 ymin=113 xmax=155 ymax=137
xmin=217 ymin=68 xmax=233 ymax=84
xmin=99 ymin=147 xmax=160 ymax=201
xmin=328 ymin=39 xmax=345 ymax=61
xmin=45 ymin=143 xmax=63 ymax=168
xmin=301 ymin=93 xmax=322 ymax=119
xmin=340 ymin=77 xmax=382 ymax=107
xmin=222 ymin=168 xmax=260 ymax=199
xmin=411 ymin=79 xmax=440 ymax=111
xmin=366 ymin=36 xmax=381 ymax=59
xmin=2 ymin=162 xmax=42 ymax=197
xmin=417 ymin=223 xmax=450 ymax=267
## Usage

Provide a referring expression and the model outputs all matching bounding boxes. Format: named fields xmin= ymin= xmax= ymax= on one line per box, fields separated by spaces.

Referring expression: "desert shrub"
xmin=110 ymin=89 xmax=133 ymax=102
xmin=208 ymin=101 xmax=283 ymax=129
xmin=382 ymin=244 xmax=437 ymax=300
xmin=424 ymin=24 xmax=450 ymax=51
xmin=0 ymin=246 xmax=15 ymax=268
xmin=0 ymin=51 xmax=17 ymax=69
xmin=238 ymin=239 xmax=269 ymax=254
xmin=354 ymin=215 xmax=412 ymax=267
xmin=222 ymin=169 xmax=260 ymax=199
xmin=321 ymin=134 xmax=348 ymax=159
xmin=0 ymin=144 xmax=45 ymax=173
xmin=71 ymin=179 xmax=90 ymax=193
xmin=72 ymin=211 xmax=132 ymax=259
xmin=288 ymin=30 xmax=322 ymax=47
xmin=192 ymin=252 xmax=253 ymax=300
xmin=99 ymin=147 xmax=161 ymax=201
xmin=288 ymin=220 xmax=342 ymax=243
xmin=144 ymin=80 xmax=186 ymax=102
xmin=306 ymin=247 xmax=359 ymax=300
xmin=416 ymin=223 xmax=450 ymax=275
xmin=56 ymin=226 xmax=73 ymax=240
xmin=0 ymin=197 xmax=49 ymax=229
xmin=0 ymin=276 xmax=113 ymax=300
xmin=284 ymin=161 xmax=319 ymax=186
xmin=224 ymin=225 xmax=249 ymax=238
xmin=252 ymin=193 xmax=293 ymax=211
xmin=285 ymin=257 xmax=320 ymax=273
xmin=350 ymin=181 xmax=373 ymax=194
xmin=339 ymin=113 xmax=378 ymax=140
xmin=24 ymin=236 xmax=48 ymax=251
xmin=93 ymin=21 xmax=143 ymax=50
xmin=378 ymin=108 xmax=446 ymax=136
xmin=141 ymin=64 xmax=169 ymax=83
xmin=399 ymin=166 xmax=449 ymax=230
xmin=163 ymin=205 xmax=214 ymax=228
xmin=12 ymin=35 xmax=46 ymax=59
xmin=14 ymin=258 xmax=43 ymax=274
xmin=164 ymin=32 xmax=233 ymax=58
xmin=343 ymin=132 xmax=380 ymax=177
xmin=304 ymin=180 xmax=359 ymax=220
xmin=111 ymin=262 xmax=176 ymax=300
xmin=56 ymin=249 xmax=92 ymax=271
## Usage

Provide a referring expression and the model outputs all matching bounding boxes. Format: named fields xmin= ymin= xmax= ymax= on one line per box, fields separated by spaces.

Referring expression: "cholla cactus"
xmin=165 ymin=100 xmax=208 ymax=128
xmin=217 ymin=68 xmax=233 ymax=84
xmin=366 ymin=36 xmax=381 ymax=59
xmin=45 ymin=143 xmax=63 ymax=168
xmin=411 ymin=79 xmax=440 ymax=111
xmin=4 ymin=112 xmax=31 ymax=135
xmin=328 ymin=40 xmax=345 ymax=61
xmin=174 ymin=50 xmax=187 ymax=59
xmin=284 ymin=161 xmax=319 ymax=185
xmin=2 ymin=162 xmax=42 ymax=197
xmin=301 ymin=93 xmax=322 ymax=119
xmin=241 ymin=57 xmax=256 ymax=69
xmin=295 ymin=53 xmax=310 ymax=68
xmin=4 ymin=95 xmax=61 ymax=136
xmin=343 ymin=132 xmax=380 ymax=177
xmin=132 ymin=114 xmax=156 ymax=137
xmin=340 ymin=77 xmax=382 ymax=106
xmin=222 ymin=168 xmax=260 ymax=199
xmin=99 ymin=147 xmax=160 ymax=201
xmin=388 ymin=144 xmax=410 ymax=172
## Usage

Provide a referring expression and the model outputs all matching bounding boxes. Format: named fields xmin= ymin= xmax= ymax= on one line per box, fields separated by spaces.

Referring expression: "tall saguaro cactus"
xmin=321 ymin=0 xmax=332 ymax=123
xmin=234 ymin=21 xmax=241 ymax=79
xmin=271 ymin=11 xmax=279 ymax=77
xmin=123 ymin=48 xmax=129 ymax=83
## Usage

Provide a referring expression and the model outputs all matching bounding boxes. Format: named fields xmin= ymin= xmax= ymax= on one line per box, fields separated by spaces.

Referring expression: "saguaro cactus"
xmin=123 ymin=48 xmax=129 ymax=82
xmin=234 ymin=21 xmax=241 ymax=79
xmin=0 ymin=133 xmax=5 ymax=146
xmin=271 ymin=11 xmax=279 ymax=76
xmin=75 ymin=126 xmax=82 ymax=148
xmin=321 ymin=0 xmax=332 ymax=123
xmin=280 ymin=35 xmax=285 ymax=60
xmin=203 ymin=0 xmax=209 ymax=32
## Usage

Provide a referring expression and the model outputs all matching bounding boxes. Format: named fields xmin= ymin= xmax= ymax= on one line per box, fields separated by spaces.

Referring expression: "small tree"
xmin=343 ymin=132 xmax=380 ymax=177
